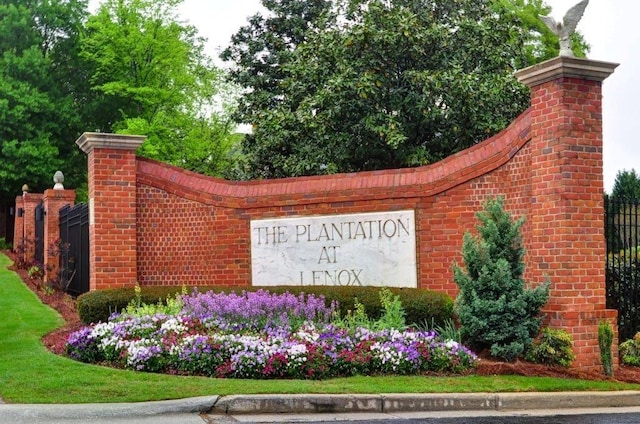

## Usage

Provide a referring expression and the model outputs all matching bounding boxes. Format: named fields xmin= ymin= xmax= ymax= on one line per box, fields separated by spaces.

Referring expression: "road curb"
xmin=0 ymin=395 xmax=219 ymax=420
xmin=496 ymin=391 xmax=640 ymax=410
xmin=210 ymin=391 xmax=640 ymax=415
xmin=211 ymin=394 xmax=383 ymax=414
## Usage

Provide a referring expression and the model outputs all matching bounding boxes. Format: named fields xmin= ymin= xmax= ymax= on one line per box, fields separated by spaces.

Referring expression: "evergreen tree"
xmin=611 ymin=169 xmax=640 ymax=201
xmin=453 ymin=196 xmax=549 ymax=361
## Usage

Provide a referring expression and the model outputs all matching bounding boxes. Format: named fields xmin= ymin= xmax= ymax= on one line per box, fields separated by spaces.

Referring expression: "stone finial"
xmin=539 ymin=0 xmax=589 ymax=57
xmin=53 ymin=171 xmax=64 ymax=190
xmin=22 ymin=184 xmax=29 ymax=195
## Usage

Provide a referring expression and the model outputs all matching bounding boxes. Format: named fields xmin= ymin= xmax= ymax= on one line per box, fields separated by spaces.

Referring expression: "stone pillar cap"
xmin=76 ymin=132 xmax=146 ymax=154
xmin=515 ymin=56 xmax=619 ymax=87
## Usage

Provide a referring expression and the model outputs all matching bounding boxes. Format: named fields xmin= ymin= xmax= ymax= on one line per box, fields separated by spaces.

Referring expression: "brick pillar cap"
xmin=43 ymin=189 xmax=76 ymax=201
xmin=515 ymin=56 xmax=619 ymax=88
xmin=22 ymin=193 xmax=43 ymax=203
xmin=76 ymin=132 xmax=146 ymax=154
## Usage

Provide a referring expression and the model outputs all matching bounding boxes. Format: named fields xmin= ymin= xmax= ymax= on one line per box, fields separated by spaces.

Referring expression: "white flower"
xmin=160 ymin=317 xmax=188 ymax=334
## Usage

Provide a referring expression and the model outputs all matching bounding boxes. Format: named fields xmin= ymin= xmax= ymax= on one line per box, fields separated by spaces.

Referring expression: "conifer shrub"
xmin=453 ymin=196 xmax=550 ymax=361
xmin=599 ymin=320 xmax=615 ymax=376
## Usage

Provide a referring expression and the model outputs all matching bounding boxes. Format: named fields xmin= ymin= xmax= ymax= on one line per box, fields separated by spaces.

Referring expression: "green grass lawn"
xmin=1 ymin=253 xmax=639 ymax=404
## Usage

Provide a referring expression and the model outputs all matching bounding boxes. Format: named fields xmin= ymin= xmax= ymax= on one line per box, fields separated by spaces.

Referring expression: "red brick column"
xmin=515 ymin=57 xmax=618 ymax=370
xmin=15 ymin=193 xmax=44 ymax=264
xmin=42 ymin=189 xmax=75 ymax=283
xmin=76 ymin=133 xmax=145 ymax=291
xmin=13 ymin=195 xmax=23 ymax=254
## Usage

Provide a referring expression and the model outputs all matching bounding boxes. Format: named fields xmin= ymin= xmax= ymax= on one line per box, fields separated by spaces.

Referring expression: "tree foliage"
xmin=0 ymin=0 xmax=88 ymax=200
xmin=0 ymin=0 xmax=239 ymax=207
xmin=79 ymin=0 xmax=239 ymax=176
xmin=496 ymin=0 xmax=589 ymax=63
xmin=611 ymin=169 xmax=640 ymax=201
xmin=223 ymin=0 xmax=589 ymax=179
xmin=453 ymin=196 xmax=549 ymax=362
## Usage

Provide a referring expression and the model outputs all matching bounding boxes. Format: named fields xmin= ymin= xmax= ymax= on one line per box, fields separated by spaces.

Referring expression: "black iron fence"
xmin=59 ymin=203 xmax=89 ymax=296
xmin=605 ymin=195 xmax=640 ymax=341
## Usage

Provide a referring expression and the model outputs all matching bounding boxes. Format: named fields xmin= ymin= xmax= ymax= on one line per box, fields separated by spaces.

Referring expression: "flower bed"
xmin=65 ymin=289 xmax=477 ymax=379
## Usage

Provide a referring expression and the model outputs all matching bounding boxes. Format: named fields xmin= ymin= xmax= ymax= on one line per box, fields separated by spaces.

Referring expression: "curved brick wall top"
xmin=137 ymin=109 xmax=531 ymax=208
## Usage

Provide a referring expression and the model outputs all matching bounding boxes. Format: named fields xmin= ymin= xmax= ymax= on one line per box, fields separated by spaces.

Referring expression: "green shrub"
xmin=453 ymin=196 xmax=550 ymax=362
xmin=28 ymin=265 xmax=44 ymax=280
xmin=525 ymin=328 xmax=576 ymax=368
xmin=619 ymin=333 xmax=640 ymax=367
xmin=77 ymin=286 xmax=185 ymax=324
xmin=120 ymin=284 xmax=187 ymax=318
xmin=333 ymin=287 xmax=407 ymax=332
xmin=418 ymin=318 xmax=461 ymax=343
xmin=0 ymin=237 xmax=11 ymax=250
xmin=78 ymin=284 xmax=453 ymax=325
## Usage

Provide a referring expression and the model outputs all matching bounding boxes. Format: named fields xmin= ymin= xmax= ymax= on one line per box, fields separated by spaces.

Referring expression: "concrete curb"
xmin=3 ymin=392 xmax=640 ymax=420
xmin=0 ymin=395 xmax=218 ymax=420
xmin=210 ymin=391 xmax=640 ymax=415
xmin=496 ymin=391 xmax=640 ymax=411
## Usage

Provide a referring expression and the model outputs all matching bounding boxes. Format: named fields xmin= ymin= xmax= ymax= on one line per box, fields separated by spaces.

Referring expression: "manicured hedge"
xmin=77 ymin=285 xmax=454 ymax=326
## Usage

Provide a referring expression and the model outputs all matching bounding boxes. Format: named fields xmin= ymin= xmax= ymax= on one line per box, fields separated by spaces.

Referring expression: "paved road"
xmin=203 ymin=408 xmax=640 ymax=423
xmin=4 ymin=406 xmax=640 ymax=423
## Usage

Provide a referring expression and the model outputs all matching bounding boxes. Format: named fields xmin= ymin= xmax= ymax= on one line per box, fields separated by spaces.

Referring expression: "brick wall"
xmin=78 ymin=57 xmax=618 ymax=370
xmin=133 ymin=112 xmax=532 ymax=292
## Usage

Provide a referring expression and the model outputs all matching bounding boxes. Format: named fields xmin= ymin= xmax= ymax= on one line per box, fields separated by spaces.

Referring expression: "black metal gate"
xmin=34 ymin=201 xmax=45 ymax=265
xmin=59 ymin=204 xmax=90 ymax=295
xmin=605 ymin=195 xmax=640 ymax=341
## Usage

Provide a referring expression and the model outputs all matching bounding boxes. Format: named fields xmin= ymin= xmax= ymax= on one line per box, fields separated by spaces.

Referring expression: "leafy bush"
xmin=78 ymin=285 xmax=453 ymax=325
xmin=334 ymin=288 xmax=407 ymax=332
xmin=0 ymin=237 xmax=11 ymax=250
xmin=525 ymin=328 xmax=576 ymax=368
xmin=619 ymin=332 xmax=640 ymax=367
xmin=418 ymin=318 xmax=461 ymax=344
xmin=28 ymin=265 xmax=44 ymax=280
xmin=453 ymin=196 xmax=550 ymax=361
xmin=120 ymin=284 xmax=187 ymax=318
xmin=77 ymin=286 xmax=185 ymax=324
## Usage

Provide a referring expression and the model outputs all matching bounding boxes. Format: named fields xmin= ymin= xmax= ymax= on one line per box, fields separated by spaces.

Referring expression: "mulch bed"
xmin=6 ymin=249 xmax=640 ymax=384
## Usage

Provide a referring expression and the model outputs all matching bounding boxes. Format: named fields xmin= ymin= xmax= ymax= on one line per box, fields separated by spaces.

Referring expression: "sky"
xmin=91 ymin=0 xmax=638 ymax=192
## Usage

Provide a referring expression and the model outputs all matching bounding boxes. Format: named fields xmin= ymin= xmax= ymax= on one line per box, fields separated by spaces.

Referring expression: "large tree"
xmin=223 ymin=0 xmax=588 ymax=179
xmin=80 ymin=0 xmax=239 ymax=176
xmin=0 ymin=0 xmax=88 ymax=201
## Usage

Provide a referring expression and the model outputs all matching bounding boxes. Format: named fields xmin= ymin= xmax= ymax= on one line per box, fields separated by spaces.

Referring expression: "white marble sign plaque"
xmin=251 ymin=210 xmax=417 ymax=287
